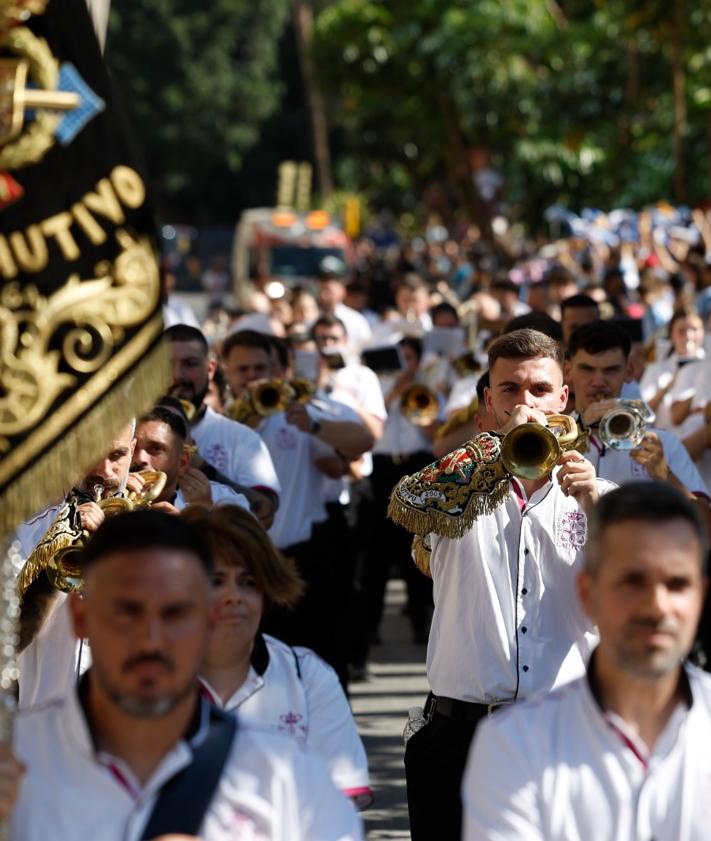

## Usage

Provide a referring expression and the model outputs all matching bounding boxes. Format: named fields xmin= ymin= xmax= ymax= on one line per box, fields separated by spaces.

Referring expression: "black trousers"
xmin=405 ymin=705 xmax=487 ymax=841
xmin=261 ymin=528 xmax=348 ymax=686
xmin=365 ymin=451 xmax=434 ymax=643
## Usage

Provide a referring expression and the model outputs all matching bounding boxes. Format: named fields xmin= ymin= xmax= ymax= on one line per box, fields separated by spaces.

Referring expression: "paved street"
xmin=351 ymin=580 xmax=429 ymax=840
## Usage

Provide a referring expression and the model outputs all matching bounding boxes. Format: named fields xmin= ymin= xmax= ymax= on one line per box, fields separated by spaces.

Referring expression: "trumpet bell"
xmin=251 ymin=379 xmax=294 ymax=416
xmin=128 ymin=469 xmax=167 ymax=505
xmin=500 ymin=414 xmax=578 ymax=481
xmin=401 ymin=385 xmax=439 ymax=426
xmin=290 ymin=378 xmax=316 ymax=404
xmin=599 ymin=400 xmax=654 ymax=450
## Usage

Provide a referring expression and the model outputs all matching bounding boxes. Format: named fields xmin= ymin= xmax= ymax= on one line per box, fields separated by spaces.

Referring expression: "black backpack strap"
xmin=139 ymin=705 xmax=237 ymax=839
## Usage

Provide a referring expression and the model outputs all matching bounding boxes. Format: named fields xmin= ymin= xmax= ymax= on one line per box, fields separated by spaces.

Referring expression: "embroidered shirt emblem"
xmin=557 ymin=511 xmax=587 ymax=549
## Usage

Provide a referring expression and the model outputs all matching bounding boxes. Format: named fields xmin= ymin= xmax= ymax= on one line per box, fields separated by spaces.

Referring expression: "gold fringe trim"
xmin=412 ymin=534 xmax=433 ymax=578
xmin=0 ymin=338 xmax=171 ymax=541
xmin=387 ymin=478 xmax=510 ymax=540
xmin=17 ymin=517 xmax=78 ymax=597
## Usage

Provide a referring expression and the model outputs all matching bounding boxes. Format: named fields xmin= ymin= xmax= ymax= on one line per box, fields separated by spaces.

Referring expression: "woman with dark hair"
xmin=640 ymin=307 xmax=705 ymax=429
xmin=180 ymin=504 xmax=372 ymax=810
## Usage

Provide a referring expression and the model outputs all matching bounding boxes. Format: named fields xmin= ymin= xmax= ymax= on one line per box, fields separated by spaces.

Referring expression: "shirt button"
xmin=524 ymin=548 xmax=530 ymax=555
xmin=521 ymin=588 xmax=528 ymax=595
xmin=522 ymin=665 xmax=529 ymax=672
xmin=521 ymin=626 xmax=527 ymax=634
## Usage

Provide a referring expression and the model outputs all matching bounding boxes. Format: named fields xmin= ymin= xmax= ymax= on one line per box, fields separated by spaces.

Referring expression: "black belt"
xmin=427 ymin=693 xmax=513 ymax=721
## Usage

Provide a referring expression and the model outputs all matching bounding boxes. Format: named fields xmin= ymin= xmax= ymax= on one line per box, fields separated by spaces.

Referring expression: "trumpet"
xmin=451 ymin=350 xmax=480 ymax=378
xmin=289 ymin=377 xmax=316 ymax=404
xmin=401 ymin=385 xmax=439 ymax=426
xmin=500 ymin=414 xmax=579 ymax=481
xmin=599 ymin=400 xmax=654 ymax=450
xmin=46 ymin=470 xmax=167 ymax=594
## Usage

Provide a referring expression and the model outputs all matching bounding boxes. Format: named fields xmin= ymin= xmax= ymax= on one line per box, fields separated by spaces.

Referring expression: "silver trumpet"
xmin=599 ymin=399 xmax=655 ymax=450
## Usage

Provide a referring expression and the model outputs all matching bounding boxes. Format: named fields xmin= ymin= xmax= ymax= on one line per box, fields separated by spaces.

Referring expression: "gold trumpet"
xmin=290 ymin=377 xmax=316 ymax=404
xmin=401 ymin=385 xmax=439 ymax=426
xmin=251 ymin=379 xmax=296 ymax=416
xmin=46 ymin=470 xmax=167 ymax=594
xmin=500 ymin=414 xmax=579 ymax=481
xmin=451 ymin=350 xmax=480 ymax=378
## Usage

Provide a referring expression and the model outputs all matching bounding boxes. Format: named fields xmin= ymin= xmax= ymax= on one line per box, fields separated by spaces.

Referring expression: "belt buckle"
xmin=487 ymin=700 xmax=513 ymax=716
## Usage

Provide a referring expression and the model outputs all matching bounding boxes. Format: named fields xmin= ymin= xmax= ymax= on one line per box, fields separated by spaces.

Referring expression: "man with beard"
xmin=463 ymin=482 xmax=710 ymax=841
xmin=131 ymin=406 xmax=250 ymax=512
xmin=164 ymin=325 xmax=279 ymax=528
xmin=14 ymin=420 xmax=165 ymax=707
xmin=0 ymin=511 xmax=363 ymax=840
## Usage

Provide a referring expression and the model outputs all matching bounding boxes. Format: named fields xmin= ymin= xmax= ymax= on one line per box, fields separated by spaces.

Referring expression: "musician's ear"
xmin=484 ymin=386 xmax=493 ymax=414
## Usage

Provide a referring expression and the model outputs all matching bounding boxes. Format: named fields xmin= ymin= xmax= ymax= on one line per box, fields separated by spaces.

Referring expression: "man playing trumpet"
xmin=566 ymin=320 xmax=709 ymax=501
xmin=388 ymin=329 xmax=615 ymax=841
xmin=14 ymin=420 xmax=173 ymax=709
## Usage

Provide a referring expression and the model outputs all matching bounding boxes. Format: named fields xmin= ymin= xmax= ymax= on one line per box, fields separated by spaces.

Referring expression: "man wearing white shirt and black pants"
xmin=389 ymin=329 xmax=614 ymax=841
xmin=464 ymin=481 xmax=710 ymax=841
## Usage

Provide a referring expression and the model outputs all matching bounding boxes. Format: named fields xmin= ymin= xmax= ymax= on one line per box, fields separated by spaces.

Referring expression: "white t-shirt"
xmin=192 ymin=407 xmax=280 ymax=496
xmin=260 ymin=411 xmax=330 ymax=549
xmin=640 ymin=352 xmax=705 ymax=430
xmin=13 ymin=689 xmax=363 ymax=841
xmin=463 ymin=664 xmax=711 ymax=841
xmin=427 ymin=473 xmax=616 ymax=703
xmin=334 ymin=303 xmax=372 ymax=351
xmin=445 ymin=375 xmax=479 ymax=415
xmin=201 ymin=634 xmax=370 ymax=799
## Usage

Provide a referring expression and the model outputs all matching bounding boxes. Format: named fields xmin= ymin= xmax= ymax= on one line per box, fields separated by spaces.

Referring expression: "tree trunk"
xmin=437 ymin=91 xmax=494 ymax=243
xmin=671 ymin=0 xmax=686 ymax=203
xmin=293 ymin=0 xmax=333 ymax=199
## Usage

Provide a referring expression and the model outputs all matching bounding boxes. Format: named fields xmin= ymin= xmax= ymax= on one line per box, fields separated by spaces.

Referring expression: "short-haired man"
xmin=165 ymin=324 xmax=280 ymax=528
xmin=560 ymin=293 xmax=599 ymax=349
xmin=389 ymin=328 xmax=615 ymax=841
xmin=566 ymin=320 xmax=709 ymax=503
xmin=463 ymin=482 xmax=710 ymax=841
xmin=131 ymin=407 xmax=250 ymax=511
xmin=2 ymin=511 xmax=363 ymax=840
xmin=316 ymin=257 xmax=372 ymax=350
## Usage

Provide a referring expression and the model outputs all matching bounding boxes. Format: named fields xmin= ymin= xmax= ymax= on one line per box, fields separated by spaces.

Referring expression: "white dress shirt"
xmin=192 ymin=407 xmax=280 ymax=497
xmin=463 ymin=663 xmax=711 ymax=841
xmin=427 ymin=473 xmax=615 ymax=703
xmin=201 ymin=634 xmax=371 ymax=799
xmin=12 ymin=688 xmax=363 ymax=841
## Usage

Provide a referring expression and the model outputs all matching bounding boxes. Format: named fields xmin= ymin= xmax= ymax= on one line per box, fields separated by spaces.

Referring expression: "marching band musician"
xmin=463 ymin=482 xmax=710 ymax=841
xmin=165 ymin=325 xmax=281 ymax=529
xmin=131 ymin=406 xmax=251 ymax=512
xmin=220 ymin=329 xmax=374 ymax=683
xmin=566 ymin=320 xmax=710 ymax=500
xmin=388 ymin=329 xmax=616 ymax=841
xmin=14 ymin=420 xmax=167 ymax=708
xmin=366 ymin=336 xmax=442 ymax=653
xmin=1 ymin=511 xmax=364 ymax=841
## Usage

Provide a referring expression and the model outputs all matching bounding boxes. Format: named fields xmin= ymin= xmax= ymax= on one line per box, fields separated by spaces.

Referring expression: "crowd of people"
xmin=3 ymin=208 xmax=711 ymax=839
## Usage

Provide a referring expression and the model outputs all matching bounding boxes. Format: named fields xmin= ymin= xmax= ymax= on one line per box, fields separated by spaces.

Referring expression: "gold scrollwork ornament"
xmin=0 ymin=231 xmax=160 ymax=439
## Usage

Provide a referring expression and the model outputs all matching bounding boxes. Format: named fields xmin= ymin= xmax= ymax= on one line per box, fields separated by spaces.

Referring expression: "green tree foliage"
xmin=313 ymin=0 xmax=711 ymax=227
xmin=106 ymin=0 xmax=291 ymax=221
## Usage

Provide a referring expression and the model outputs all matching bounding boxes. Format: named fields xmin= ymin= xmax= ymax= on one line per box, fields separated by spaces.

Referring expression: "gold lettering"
xmin=0 ymin=234 xmax=18 ymax=280
xmin=84 ymin=178 xmax=125 ymax=225
xmin=41 ymin=212 xmax=80 ymax=261
xmin=10 ymin=226 xmax=48 ymax=274
xmin=71 ymin=202 xmax=107 ymax=246
xmin=110 ymin=166 xmax=145 ymax=209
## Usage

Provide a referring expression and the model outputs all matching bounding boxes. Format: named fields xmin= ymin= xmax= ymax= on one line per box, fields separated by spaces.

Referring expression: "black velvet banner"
xmin=0 ymin=0 xmax=168 ymax=534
